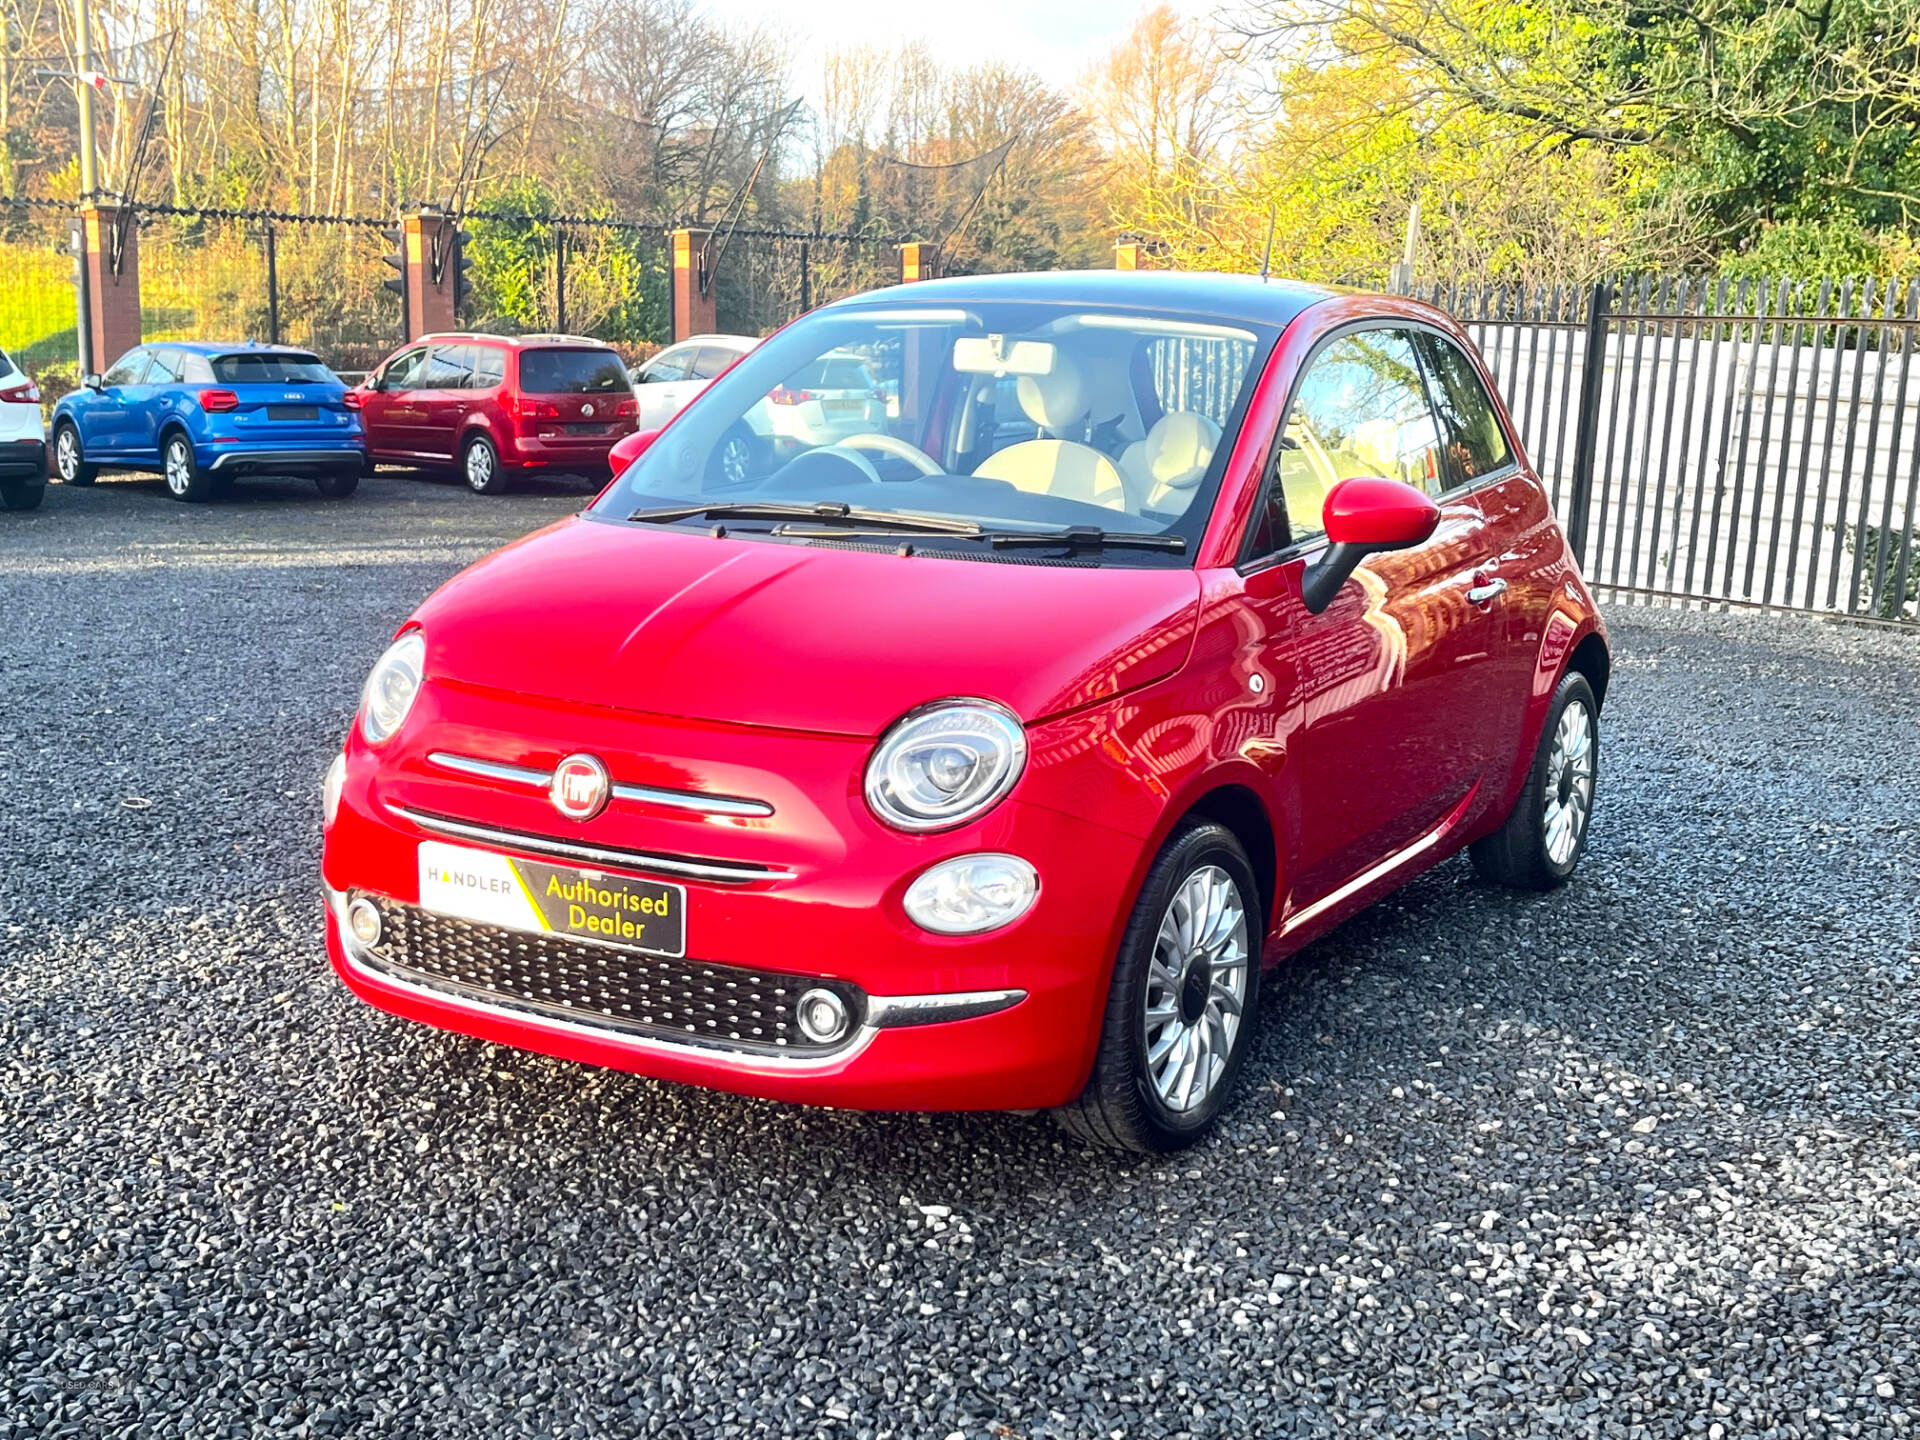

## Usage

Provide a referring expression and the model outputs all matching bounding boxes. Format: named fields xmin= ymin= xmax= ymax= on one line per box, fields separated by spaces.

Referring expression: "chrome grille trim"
xmin=385 ymin=803 xmax=797 ymax=884
xmin=866 ymin=989 xmax=1026 ymax=1028
xmin=427 ymin=749 xmax=775 ymax=818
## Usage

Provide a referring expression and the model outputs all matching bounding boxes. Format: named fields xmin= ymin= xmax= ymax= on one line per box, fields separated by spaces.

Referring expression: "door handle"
xmin=1466 ymin=577 xmax=1508 ymax=605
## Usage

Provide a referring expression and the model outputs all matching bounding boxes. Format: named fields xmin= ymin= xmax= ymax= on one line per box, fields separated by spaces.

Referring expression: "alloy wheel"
xmin=465 ymin=441 xmax=493 ymax=491
xmin=1542 ymin=698 xmax=1595 ymax=866
xmin=164 ymin=438 xmax=193 ymax=496
xmin=1143 ymin=864 xmax=1249 ymax=1113
xmin=720 ymin=435 xmax=750 ymax=483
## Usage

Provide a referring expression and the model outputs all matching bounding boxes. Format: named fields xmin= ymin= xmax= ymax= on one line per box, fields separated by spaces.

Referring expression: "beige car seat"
xmin=1119 ymin=411 xmax=1221 ymax=513
xmin=973 ymin=355 xmax=1127 ymax=510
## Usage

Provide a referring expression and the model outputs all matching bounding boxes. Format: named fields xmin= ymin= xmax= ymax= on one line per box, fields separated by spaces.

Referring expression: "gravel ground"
xmin=2 ymin=468 xmax=1917 ymax=1439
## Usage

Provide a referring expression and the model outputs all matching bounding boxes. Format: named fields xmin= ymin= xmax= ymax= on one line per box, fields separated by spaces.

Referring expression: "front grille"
xmin=357 ymin=898 xmax=861 ymax=1056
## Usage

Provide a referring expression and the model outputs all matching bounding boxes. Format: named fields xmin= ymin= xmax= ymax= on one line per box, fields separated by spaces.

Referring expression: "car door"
xmin=362 ymin=346 xmax=430 ymax=460
xmin=1235 ymin=325 xmax=1509 ymax=907
xmin=127 ymin=346 xmax=184 ymax=461
xmin=1414 ymin=331 xmax=1542 ymax=768
xmin=419 ymin=344 xmax=475 ymax=462
xmin=633 ymin=345 xmax=700 ymax=428
xmin=81 ymin=348 xmax=152 ymax=455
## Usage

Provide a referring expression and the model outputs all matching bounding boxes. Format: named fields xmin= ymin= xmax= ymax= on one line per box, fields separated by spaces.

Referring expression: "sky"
xmin=703 ymin=0 xmax=1204 ymax=94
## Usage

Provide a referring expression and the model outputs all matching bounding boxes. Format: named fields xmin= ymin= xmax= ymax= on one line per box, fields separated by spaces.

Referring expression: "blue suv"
xmin=51 ymin=342 xmax=367 ymax=502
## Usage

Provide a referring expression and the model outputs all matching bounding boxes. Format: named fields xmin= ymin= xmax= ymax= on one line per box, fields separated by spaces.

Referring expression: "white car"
xmin=630 ymin=335 xmax=759 ymax=431
xmin=0 ymin=346 xmax=47 ymax=510
xmin=747 ymin=349 xmax=888 ymax=450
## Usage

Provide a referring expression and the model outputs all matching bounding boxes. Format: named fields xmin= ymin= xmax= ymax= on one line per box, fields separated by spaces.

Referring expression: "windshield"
xmin=213 ymin=352 xmax=333 ymax=384
xmin=593 ymin=302 xmax=1277 ymax=564
xmin=520 ymin=348 xmax=629 ymax=394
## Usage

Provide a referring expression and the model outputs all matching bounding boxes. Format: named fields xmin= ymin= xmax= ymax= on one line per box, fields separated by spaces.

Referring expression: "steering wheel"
xmin=834 ymin=432 xmax=943 ymax=476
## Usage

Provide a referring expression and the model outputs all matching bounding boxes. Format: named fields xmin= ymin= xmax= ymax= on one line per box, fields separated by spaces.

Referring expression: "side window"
xmin=470 ymin=346 xmax=505 ymax=390
xmin=1248 ymin=328 xmax=1445 ymax=556
xmin=383 ymin=347 xmax=429 ymax=390
xmin=145 ymin=348 xmax=183 ymax=383
xmin=425 ymin=345 xmax=475 ymax=389
xmin=643 ymin=348 xmax=691 ymax=383
xmin=1417 ymin=334 xmax=1512 ymax=486
xmin=691 ymin=345 xmax=741 ymax=381
xmin=102 ymin=350 xmax=150 ymax=387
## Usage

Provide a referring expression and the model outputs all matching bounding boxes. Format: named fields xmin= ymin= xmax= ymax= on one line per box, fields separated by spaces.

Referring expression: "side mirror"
xmin=608 ymin=427 xmax=662 ymax=472
xmin=1299 ymin=476 xmax=1440 ymax=614
xmin=82 ymin=373 xmax=103 ymax=392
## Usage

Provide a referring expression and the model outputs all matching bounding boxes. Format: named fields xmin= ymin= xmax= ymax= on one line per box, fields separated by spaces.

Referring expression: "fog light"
xmin=903 ymin=853 xmax=1039 ymax=935
xmin=347 ymin=897 xmax=383 ymax=947
xmin=795 ymin=987 xmax=851 ymax=1045
xmin=322 ymin=753 xmax=346 ymax=829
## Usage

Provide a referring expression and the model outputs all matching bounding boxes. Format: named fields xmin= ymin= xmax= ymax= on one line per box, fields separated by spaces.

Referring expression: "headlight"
xmin=903 ymin=853 xmax=1039 ymax=935
xmin=864 ymin=699 xmax=1027 ymax=832
xmin=359 ymin=631 xmax=425 ymax=744
xmin=322 ymin=752 xmax=346 ymax=828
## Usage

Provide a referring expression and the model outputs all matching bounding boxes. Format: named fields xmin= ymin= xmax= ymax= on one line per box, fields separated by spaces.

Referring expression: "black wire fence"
xmin=1415 ymin=276 xmax=1920 ymax=626
xmin=0 ymin=198 xmax=913 ymax=387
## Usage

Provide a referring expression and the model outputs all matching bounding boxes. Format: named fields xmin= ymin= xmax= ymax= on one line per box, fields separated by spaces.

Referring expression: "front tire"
xmin=461 ymin=433 xmax=508 ymax=494
xmin=53 ymin=423 xmax=95 ymax=485
xmin=1053 ymin=821 xmax=1262 ymax=1154
xmin=162 ymin=432 xmax=213 ymax=503
xmin=1470 ymin=669 xmax=1599 ymax=890
xmin=1 ymin=477 xmax=45 ymax=510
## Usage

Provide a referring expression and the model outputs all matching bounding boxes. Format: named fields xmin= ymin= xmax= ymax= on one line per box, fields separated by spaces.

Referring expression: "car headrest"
xmin=1015 ymin=354 xmax=1089 ymax=433
xmin=1139 ymin=411 xmax=1221 ymax=488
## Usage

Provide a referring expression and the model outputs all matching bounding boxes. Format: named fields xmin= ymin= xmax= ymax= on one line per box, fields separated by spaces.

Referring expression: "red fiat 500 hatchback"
xmin=322 ymin=272 xmax=1608 ymax=1152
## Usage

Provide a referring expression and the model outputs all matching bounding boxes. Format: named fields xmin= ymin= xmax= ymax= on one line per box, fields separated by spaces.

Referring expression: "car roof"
xmin=658 ymin=334 xmax=759 ymax=351
xmin=831 ymin=269 xmax=1342 ymax=328
xmin=416 ymin=332 xmax=617 ymax=349
xmin=162 ymin=341 xmax=325 ymax=356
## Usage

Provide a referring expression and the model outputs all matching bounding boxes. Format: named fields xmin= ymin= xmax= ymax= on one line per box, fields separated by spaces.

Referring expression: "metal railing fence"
xmin=1420 ymin=275 xmax=1920 ymax=626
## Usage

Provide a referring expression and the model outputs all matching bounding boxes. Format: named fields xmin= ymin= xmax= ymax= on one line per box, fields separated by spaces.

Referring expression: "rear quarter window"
xmin=519 ymin=349 xmax=629 ymax=394
xmin=213 ymin=353 xmax=334 ymax=384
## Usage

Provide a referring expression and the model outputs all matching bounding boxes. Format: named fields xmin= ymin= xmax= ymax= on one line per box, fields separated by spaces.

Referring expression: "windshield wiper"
xmin=983 ymin=525 xmax=1187 ymax=554
xmin=627 ymin=500 xmax=984 ymax=536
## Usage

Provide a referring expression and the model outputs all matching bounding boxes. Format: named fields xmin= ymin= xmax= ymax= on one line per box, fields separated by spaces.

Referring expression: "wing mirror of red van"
xmin=1300 ymin=476 xmax=1441 ymax=614
xmin=609 ymin=427 xmax=662 ymax=473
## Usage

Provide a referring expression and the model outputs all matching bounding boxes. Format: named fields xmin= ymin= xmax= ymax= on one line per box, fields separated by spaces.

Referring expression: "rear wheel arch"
xmin=1567 ymin=631 xmax=1611 ymax=712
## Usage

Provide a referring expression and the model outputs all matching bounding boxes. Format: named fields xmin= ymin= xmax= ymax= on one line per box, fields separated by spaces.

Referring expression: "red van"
xmin=355 ymin=334 xmax=636 ymax=493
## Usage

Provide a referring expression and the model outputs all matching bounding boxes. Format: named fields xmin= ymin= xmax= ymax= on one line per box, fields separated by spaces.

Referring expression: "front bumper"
xmin=0 ymin=438 xmax=47 ymax=481
xmin=320 ymin=690 xmax=1147 ymax=1111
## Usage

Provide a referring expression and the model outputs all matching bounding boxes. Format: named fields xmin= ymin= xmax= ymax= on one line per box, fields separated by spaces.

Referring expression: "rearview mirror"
xmin=952 ymin=336 xmax=1055 ymax=377
xmin=1299 ymin=476 xmax=1441 ymax=614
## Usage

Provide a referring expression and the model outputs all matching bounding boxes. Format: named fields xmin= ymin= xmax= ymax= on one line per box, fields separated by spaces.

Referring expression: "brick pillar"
xmin=404 ymin=212 xmax=458 ymax=339
xmin=79 ymin=205 xmax=140 ymax=375
xmin=897 ymin=242 xmax=939 ymax=283
xmin=671 ymin=229 xmax=715 ymax=341
xmin=1115 ymin=241 xmax=1150 ymax=271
